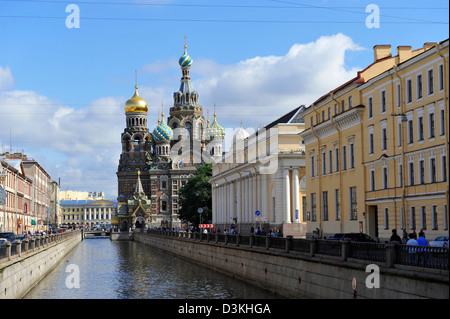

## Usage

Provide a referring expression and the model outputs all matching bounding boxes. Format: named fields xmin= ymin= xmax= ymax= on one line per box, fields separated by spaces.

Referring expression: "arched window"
xmin=185 ymin=122 xmax=192 ymax=138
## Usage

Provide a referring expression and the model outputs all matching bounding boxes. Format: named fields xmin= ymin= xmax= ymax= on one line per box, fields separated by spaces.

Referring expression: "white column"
xmin=236 ymin=179 xmax=241 ymax=226
xmin=84 ymin=208 xmax=86 ymax=222
xmin=293 ymin=169 xmax=300 ymax=223
xmin=108 ymin=207 xmax=111 ymax=220
xmin=284 ymin=169 xmax=291 ymax=223
xmin=230 ymin=181 xmax=235 ymax=219
xmin=261 ymin=174 xmax=268 ymax=219
xmin=249 ymin=175 xmax=254 ymax=223
xmin=212 ymin=185 xmax=216 ymax=225
xmin=89 ymin=207 xmax=92 ymax=220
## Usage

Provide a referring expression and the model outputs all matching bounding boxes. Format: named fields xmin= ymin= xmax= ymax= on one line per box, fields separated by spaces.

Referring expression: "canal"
xmin=24 ymin=238 xmax=282 ymax=299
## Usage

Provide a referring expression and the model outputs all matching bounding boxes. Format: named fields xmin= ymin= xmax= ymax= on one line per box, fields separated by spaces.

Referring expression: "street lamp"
xmin=197 ymin=207 xmax=203 ymax=225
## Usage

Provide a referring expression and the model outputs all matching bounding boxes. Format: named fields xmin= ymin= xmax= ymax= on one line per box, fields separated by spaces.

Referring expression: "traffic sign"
xmin=255 ymin=210 xmax=260 ymax=216
xmin=199 ymin=224 xmax=213 ymax=228
xmin=352 ymin=276 xmax=357 ymax=291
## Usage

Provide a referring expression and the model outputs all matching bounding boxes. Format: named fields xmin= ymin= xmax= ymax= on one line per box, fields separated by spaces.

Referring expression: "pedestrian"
xmin=402 ymin=229 xmax=408 ymax=244
xmin=389 ymin=229 xmax=402 ymax=243
xmin=406 ymin=233 xmax=418 ymax=265
xmin=417 ymin=231 xmax=429 ymax=266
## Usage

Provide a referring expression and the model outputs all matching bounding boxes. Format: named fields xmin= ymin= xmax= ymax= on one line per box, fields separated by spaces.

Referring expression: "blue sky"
xmin=0 ymin=0 xmax=448 ymax=198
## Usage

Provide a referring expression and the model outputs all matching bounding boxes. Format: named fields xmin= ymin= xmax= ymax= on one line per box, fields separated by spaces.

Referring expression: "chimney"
xmin=397 ymin=46 xmax=412 ymax=63
xmin=373 ymin=45 xmax=392 ymax=62
xmin=423 ymin=42 xmax=435 ymax=51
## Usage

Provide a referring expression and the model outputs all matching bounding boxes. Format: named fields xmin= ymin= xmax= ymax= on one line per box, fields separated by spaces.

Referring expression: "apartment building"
xmin=299 ymin=39 xmax=448 ymax=241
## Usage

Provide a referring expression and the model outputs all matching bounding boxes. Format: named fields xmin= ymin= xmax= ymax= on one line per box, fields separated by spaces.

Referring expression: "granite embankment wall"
xmin=0 ymin=230 xmax=82 ymax=299
xmin=134 ymin=231 xmax=449 ymax=299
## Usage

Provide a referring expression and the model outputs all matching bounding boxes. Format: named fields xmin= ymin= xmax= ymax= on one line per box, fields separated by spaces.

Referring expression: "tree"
xmin=178 ymin=162 xmax=212 ymax=226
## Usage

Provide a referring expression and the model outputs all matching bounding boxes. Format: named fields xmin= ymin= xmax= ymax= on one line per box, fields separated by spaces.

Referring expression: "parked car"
xmin=340 ymin=233 xmax=377 ymax=243
xmin=0 ymin=232 xmax=15 ymax=243
xmin=328 ymin=233 xmax=345 ymax=240
xmin=429 ymin=235 xmax=449 ymax=248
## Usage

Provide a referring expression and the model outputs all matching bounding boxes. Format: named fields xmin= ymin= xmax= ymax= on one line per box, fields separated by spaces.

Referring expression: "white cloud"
xmin=0 ymin=66 xmax=15 ymax=91
xmin=191 ymin=33 xmax=363 ymax=128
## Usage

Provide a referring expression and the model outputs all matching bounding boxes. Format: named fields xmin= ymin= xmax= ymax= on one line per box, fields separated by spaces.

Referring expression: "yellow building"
xmin=361 ymin=40 xmax=449 ymax=241
xmin=299 ymin=39 xmax=449 ymax=241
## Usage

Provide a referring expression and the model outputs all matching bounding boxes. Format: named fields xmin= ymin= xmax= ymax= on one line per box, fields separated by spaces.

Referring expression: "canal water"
xmin=24 ymin=238 xmax=282 ymax=299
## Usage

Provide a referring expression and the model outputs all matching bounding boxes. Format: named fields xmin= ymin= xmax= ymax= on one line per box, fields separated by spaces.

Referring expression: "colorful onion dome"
xmin=209 ymin=113 xmax=225 ymax=140
xmin=179 ymin=50 xmax=193 ymax=68
xmin=152 ymin=118 xmax=173 ymax=142
xmin=125 ymin=85 xmax=148 ymax=113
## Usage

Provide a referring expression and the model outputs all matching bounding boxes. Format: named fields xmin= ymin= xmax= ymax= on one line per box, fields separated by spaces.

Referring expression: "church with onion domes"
xmin=115 ymin=41 xmax=225 ymax=231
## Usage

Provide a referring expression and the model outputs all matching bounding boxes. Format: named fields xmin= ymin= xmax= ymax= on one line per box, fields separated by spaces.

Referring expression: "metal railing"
xmin=145 ymin=229 xmax=449 ymax=271
xmin=0 ymin=230 xmax=81 ymax=264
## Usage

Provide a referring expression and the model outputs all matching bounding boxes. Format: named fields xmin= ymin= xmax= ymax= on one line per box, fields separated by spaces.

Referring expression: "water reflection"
xmin=24 ymin=239 xmax=281 ymax=299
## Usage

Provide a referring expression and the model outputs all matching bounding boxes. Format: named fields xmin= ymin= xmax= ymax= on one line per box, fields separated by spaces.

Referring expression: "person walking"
xmin=417 ymin=231 xmax=429 ymax=266
xmin=406 ymin=233 xmax=418 ymax=265
xmin=389 ymin=229 xmax=402 ymax=243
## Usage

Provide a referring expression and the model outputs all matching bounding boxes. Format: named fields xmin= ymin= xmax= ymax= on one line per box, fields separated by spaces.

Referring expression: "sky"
xmin=0 ymin=0 xmax=448 ymax=199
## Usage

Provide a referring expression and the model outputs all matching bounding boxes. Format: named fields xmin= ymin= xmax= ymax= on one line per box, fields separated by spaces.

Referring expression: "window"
xmin=370 ymin=170 xmax=375 ymax=191
xmin=368 ymin=97 xmax=373 ymax=118
xmin=399 ymin=164 xmax=403 ymax=187
xmin=419 ymin=160 xmax=425 ymax=184
xmin=161 ymin=180 xmax=167 ymax=189
xmin=384 ymin=208 xmax=389 ymax=229
xmin=442 ymin=155 xmax=447 ymax=182
xmin=335 ymin=189 xmax=340 ymax=220
xmin=341 ymin=100 xmax=345 ymax=112
xmin=398 ymin=122 xmax=402 ymax=147
xmin=429 ymin=112 xmax=435 ymax=138
xmin=400 ymin=207 xmax=404 ymax=230
xmin=334 ymin=103 xmax=338 ymax=115
xmin=342 ymin=146 xmax=347 ymax=170
xmin=310 ymin=155 xmax=315 ymax=177
xmin=302 ymin=196 xmax=307 ymax=222
xmin=432 ymin=205 xmax=438 ymax=230
xmin=348 ymin=96 xmax=352 ymax=108
xmin=410 ymin=207 xmax=416 ymax=230
xmin=428 ymin=69 xmax=434 ymax=95
xmin=420 ymin=206 xmax=427 ymax=230
xmin=440 ymin=108 xmax=446 ymax=136
xmin=162 ymin=201 xmax=167 ymax=211
xmin=383 ymin=166 xmax=388 ymax=189
xmin=409 ymin=162 xmax=415 ymax=185
xmin=444 ymin=205 xmax=448 ymax=230
xmin=322 ymin=191 xmax=328 ymax=221
xmin=327 ymin=107 xmax=331 ymax=119
xmin=396 ymin=83 xmax=401 ymax=108
xmin=416 ymin=74 xmax=423 ymax=99
xmin=430 ymin=157 xmax=436 ymax=183
xmin=322 ymin=151 xmax=326 ymax=175
xmin=329 ymin=150 xmax=333 ymax=174
xmin=381 ymin=90 xmax=386 ymax=113
xmin=382 ymin=128 xmax=387 ymax=150
xmin=310 ymin=193 xmax=316 ymax=221
xmin=369 ymin=133 xmax=374 ymax=154
xmin=418 ymin=115 xmax=424 ymax=141
xmin=349 ymin=187 xmax=357 ymax=220
xmin=310 ymin=117 xmax=314 ymax=127
xmin=349 ymin=143 xmax=355 ymax=169
xmin=438 ymin=64 xmax=444 ymax=91
xmin=408 ymin=119 xmax=414 ymax=144
xmin=406 ymin=79 xmax=412 ymax=103
xmin=335 ymin=148 xmax=339 ymax=172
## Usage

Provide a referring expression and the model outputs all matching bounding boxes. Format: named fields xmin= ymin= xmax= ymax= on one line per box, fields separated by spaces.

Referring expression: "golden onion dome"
xmin=125 ymin=85 xmax=148 ymax=113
